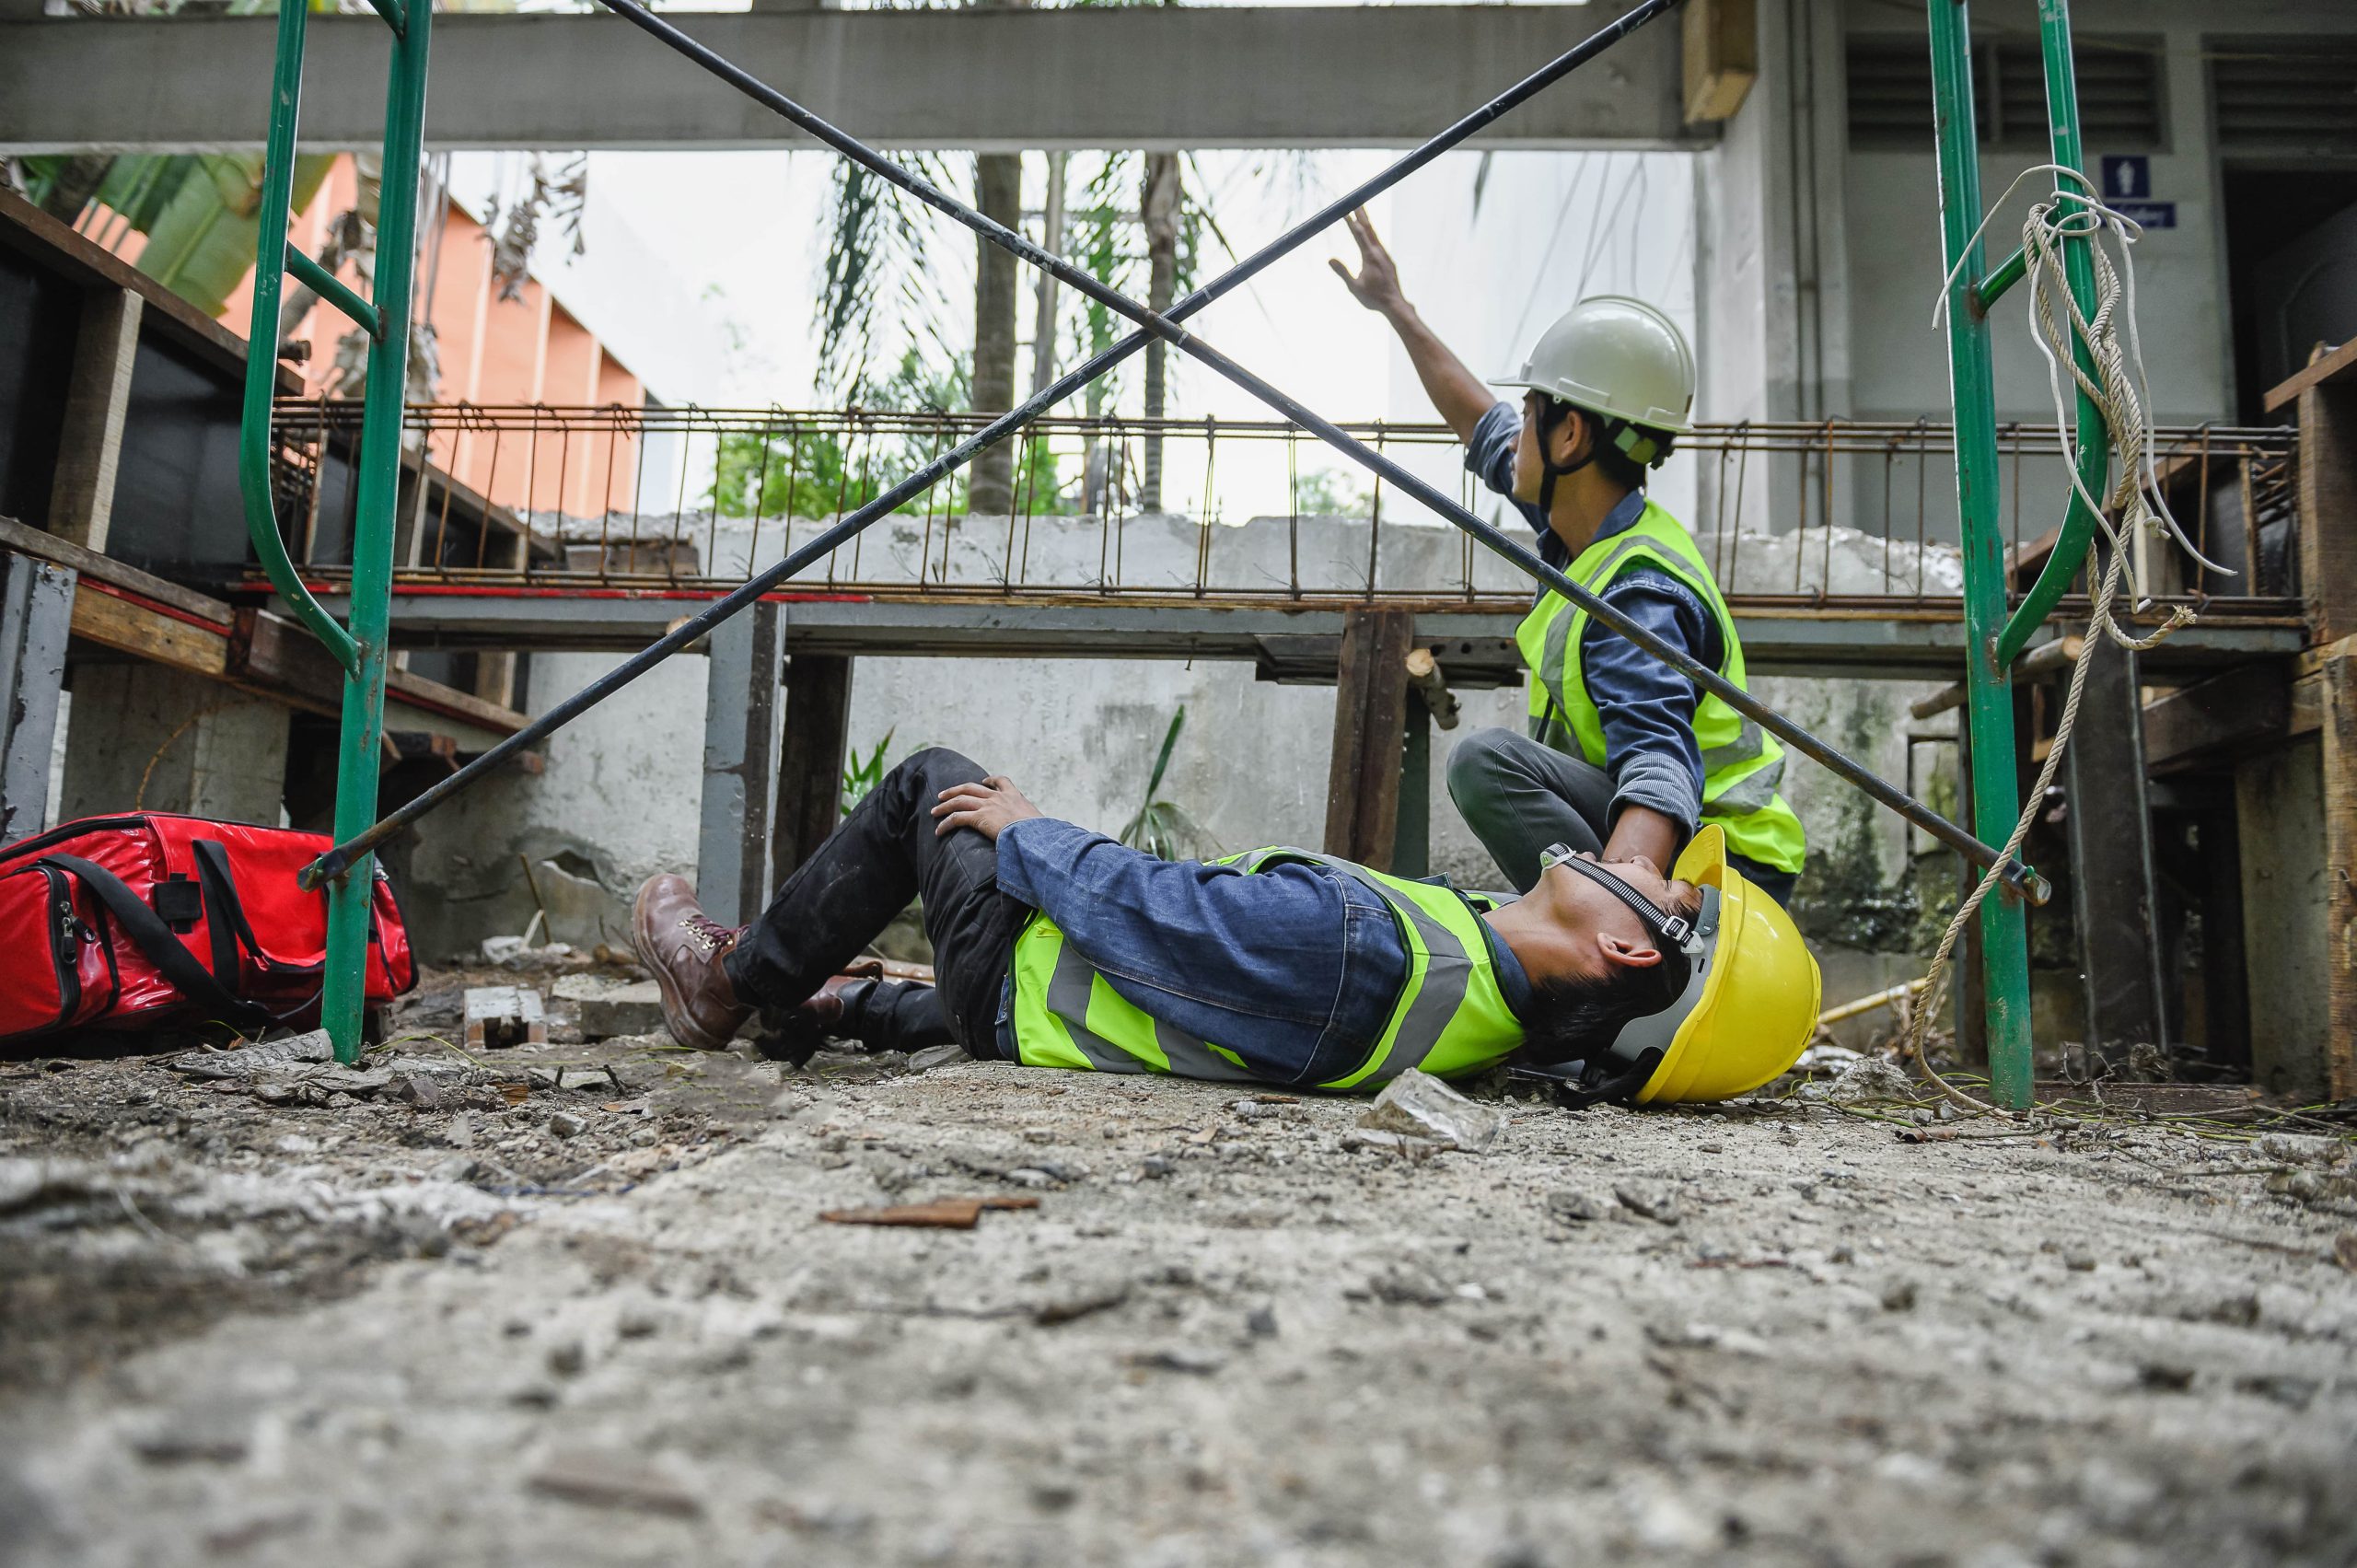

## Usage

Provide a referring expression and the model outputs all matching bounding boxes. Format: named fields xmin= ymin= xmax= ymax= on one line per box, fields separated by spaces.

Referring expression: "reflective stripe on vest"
xmin=1515 ymin=501 xmax=1807 ymax=875
xmin=1005 ymin=847 xmax=1526 ymax=1089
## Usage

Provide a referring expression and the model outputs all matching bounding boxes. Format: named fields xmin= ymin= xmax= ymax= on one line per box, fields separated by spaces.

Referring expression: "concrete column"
xmin=772 ymin=653 xmax=854 ymax=884
xmin=47 ymin=285 xmax=143 ymax=553
xmin=1 ymin=556 xmax=75 ymax=844
xmin=2061 ymin=629 xmax=2167 ymax=1060
xmin=697 ymin=601 xmax=784 ymax=926
xmin=58 ymin=664 xmax=290 ymax=823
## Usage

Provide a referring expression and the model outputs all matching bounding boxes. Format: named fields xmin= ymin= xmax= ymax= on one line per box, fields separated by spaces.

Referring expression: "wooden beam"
xmin=1323 ymin=606 xmax=1414 ymax=870
xmin=228 ymin=607 xmax=527 ymax=735
xmin=45 ymin=285 xmax=141 ymax=552
xmin=2318 ymin=636 xmax=2357 ymax=1098
xmin=0 ymin=511 xmax=234 ymax=626
xmin=2261 ymin=336 xmax=2357 ymax=415
xmin=69 ymin=579 xmax=228 ymax=675
xmin=2140 ymin=662 xmax=2292 ymax=775
xmin=1682 ymin=0 xmax=1755 ymax=124
xmin=2294 ymin=346 xmax=2357 ymax=645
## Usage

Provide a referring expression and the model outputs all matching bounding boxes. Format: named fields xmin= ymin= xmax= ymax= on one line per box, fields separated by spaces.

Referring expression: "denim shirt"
xmin=1466 ymin=401 xmax=1720 ymax=836
xmin=993 ymin=818 xmax=1531 ymax=1086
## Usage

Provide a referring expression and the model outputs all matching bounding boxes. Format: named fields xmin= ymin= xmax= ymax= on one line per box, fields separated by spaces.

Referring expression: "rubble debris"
xmin=1362 ymin=1262 xmax=1454 ymax=1307
xmin=1357 ymin=1069 xmax=1503 ymax=1152
xmin=2337 ymin=1234 xmax=2357 ymax=1274
xmin=1246 ymin=1306 xmax=1279 ymax=1338
xmin=552 ymin=975 xmax=666 ymax=1040
xmin=907 ymin=1044 xmax=967 ymax=1074
xmin=2256 ymin=1133 xmax=2347 ymax=1167
xmin=1814 ymin=1057 xmax=1920 ymax=1106
xmin=1033 ymin=1285 xmax=1131 ymax=1326
xmin=1123 ymin=1347 xmax=1225 ymax=1376
xmin=1546 ymin=1190 xmax=1608 ymax=1224
xmin=1614 ymin=1181 xmax=1684 ymax=1225
xmin=463 ymin=985 xmax=548 ymax=1049
xmin=170 ymin=1031 xmax=334 ymax=1079
xmin=525 ymin=1449 xmax=703 ymax=1518
xmin=549 ymin=1111 xmax=587 ymax=1139
xmin=819 ymin=1197 xmax=1041 ymax=1229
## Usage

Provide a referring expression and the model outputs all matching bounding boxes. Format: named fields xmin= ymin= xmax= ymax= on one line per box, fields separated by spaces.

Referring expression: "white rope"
xmin=1908 ymin=171 xmax=2212 ymax=1110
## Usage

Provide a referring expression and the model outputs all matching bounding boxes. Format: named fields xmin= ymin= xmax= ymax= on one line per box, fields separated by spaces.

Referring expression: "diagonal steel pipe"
xmin=297 ymin=0 xmax=1687 ymax=889
xmin=307 ymin=0 xmax=2045 ymax=905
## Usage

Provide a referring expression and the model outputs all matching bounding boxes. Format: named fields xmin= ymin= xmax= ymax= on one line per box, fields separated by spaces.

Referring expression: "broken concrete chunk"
xmin=171 ymin=1031 xmax=333 ymax=1079
xmin=526 ymin=1449 xmax=703 ymax=1518
xmin=1817 ymin=1057 xmax=1918 ymax=1106
xmin=2255 ymin=1133 xmax=2345 ymax=1167
xmin=1358 ymin=1070 xmax=1502 ymax=1153
xmin=1546 ymin=1190 xmax=1608 ymax=1224
xmin=552 ymin=975 xmax=665 ymax=1040
xmin=1613 ymin=1182 xmax=1684 ymax=1225
xmin=907 ymin=1044 xmax=966 ymax=1074
xmin=463 ymin=985 xmax=547 ymax=1050
xmin=548 ymin=1110 xmax=586 ymax=1139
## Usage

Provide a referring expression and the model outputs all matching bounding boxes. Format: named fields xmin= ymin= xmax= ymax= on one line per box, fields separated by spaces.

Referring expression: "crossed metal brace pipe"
xmin=301 ymin=0 xmax=2048 ymax=906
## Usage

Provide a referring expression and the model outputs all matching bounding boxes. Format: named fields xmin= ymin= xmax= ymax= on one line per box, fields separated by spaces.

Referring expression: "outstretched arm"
xmin=1329 ymin=207 xmax=1494 ymax=444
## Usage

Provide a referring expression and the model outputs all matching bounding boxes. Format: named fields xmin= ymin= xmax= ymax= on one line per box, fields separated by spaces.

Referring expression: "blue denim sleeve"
xmin=1464 ymin=401 xmax=1522 ymax=501
xmin=993 ymin=819 xmax=1364 ymax=1028
xmin=1577 ymin=566 xmax=1722 ymax=836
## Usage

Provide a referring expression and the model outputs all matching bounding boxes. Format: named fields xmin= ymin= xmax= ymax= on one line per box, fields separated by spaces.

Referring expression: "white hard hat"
xmin=1492 ymin=296 xmax=1696 ymax=437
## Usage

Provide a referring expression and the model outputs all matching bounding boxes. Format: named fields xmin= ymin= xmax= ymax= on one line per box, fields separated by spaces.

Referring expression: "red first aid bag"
xmin=0 ymin=813 xmax=416 ymax=1048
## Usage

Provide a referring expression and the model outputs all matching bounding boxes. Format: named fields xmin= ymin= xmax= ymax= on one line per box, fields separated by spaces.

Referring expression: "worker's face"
xmin=1510 ymin=391 xmax=1588 ymax=506
xmin=1531 ymin=851 xmax=1700 ymax=985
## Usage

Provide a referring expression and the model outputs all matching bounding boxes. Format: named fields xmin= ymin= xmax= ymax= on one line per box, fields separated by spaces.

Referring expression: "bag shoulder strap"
xmin=41 ymin=853 xmax=270 ymax=1028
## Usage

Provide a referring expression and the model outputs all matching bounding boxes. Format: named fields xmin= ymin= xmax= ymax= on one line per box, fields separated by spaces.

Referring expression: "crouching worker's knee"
xmin=1446 ymin=726 xmax=1525 ymax=810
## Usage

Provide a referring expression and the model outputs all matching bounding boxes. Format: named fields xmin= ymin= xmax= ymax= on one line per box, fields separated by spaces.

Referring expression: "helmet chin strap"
xmin=1534 ymin=398 xmax=1595 ymax=517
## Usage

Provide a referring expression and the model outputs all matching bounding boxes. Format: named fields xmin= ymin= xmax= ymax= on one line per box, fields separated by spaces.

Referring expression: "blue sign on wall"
xmin=2112 ymin=202 xmax=2177 ymax=229
xmin=2100 ymin=155 xmax=2151 ymax=202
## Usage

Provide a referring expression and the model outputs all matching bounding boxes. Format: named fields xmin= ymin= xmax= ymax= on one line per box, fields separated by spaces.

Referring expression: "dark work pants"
xmin=1446 ymin=726 xmax=1798 ymax=907
xmin=723 ymin=749 xmax=1031 ymax=1055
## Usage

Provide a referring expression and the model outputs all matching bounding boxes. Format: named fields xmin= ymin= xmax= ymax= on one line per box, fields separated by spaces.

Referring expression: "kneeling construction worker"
xmin=1333 ymin=210 xmax=1806 ymax=905
xmin=633 ymin=748 xmax=1817 ymax=1106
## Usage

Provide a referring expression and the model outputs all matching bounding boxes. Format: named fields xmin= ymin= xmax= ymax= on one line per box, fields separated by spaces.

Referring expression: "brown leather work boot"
xmin=631 ymin=875 xmax=750 ymax=1050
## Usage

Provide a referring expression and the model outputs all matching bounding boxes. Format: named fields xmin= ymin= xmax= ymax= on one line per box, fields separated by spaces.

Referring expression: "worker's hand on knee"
xmin=1329 ymin=207 xmax=1406 ymax=316
xmin=931 ymin=775 xmax=1043 ymax=841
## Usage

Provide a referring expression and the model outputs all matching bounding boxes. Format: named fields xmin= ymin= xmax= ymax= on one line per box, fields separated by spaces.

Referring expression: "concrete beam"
xmin=46 ymin=285 xmax=140 ymax=554
xmin=697 ymin=600 xmax=783 ymax=928
xmin=0 ymin=6 xmax=1690 ymax=154
xmin=1 ymin=555 xmax=75 ymax=844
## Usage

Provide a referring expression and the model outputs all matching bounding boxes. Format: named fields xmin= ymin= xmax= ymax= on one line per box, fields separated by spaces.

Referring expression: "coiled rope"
xmin=1908 ymin=169 xmax=2220 ymax=1111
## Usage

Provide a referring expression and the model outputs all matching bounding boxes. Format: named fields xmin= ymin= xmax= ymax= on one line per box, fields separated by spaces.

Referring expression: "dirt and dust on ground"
xmin=4 ymin=956 xmax=2356 ymax=1567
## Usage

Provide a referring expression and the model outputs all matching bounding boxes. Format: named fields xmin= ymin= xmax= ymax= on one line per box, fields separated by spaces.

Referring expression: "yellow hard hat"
xmin=1624 ymin=825 xmax=1821 ymax=1104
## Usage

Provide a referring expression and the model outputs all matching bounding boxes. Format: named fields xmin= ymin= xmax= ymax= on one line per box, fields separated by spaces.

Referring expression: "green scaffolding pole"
xmin=238 ymin=0 xmax=435 ymax=1064
xmin=1925 ymin=0 xmax=2103 ymax=1109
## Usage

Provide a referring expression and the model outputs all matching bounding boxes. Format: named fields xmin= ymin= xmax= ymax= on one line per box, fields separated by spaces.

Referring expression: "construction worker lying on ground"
xmin=1333 ymin=210 xmax=1807 ymax=907
xmin=633 ymin=748 xmax=1819 ymax=1106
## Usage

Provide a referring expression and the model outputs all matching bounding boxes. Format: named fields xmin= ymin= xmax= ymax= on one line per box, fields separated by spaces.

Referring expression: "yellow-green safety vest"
xmin=1006 ymin=847 xmax=1526 ymax=1091
xmin=1516 ymin=499 xmax=1807 ymax=876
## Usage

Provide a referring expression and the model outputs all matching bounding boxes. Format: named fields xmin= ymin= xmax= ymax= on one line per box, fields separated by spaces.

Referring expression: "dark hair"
xmin=1511 ymin=882 xmax=1706 ymax=1068
xmin=1553 ymin=401 xmax=1663 ymax=493
xmin=1515 ymin=958 xmax=1686 ymax=1069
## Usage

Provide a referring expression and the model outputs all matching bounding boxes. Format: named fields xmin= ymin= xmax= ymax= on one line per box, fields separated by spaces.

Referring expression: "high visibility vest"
xmin=1516 ymin=499 xmax=1807 ymax=875
xmin=1005 ymin=848 xmax=1526 ymax=1090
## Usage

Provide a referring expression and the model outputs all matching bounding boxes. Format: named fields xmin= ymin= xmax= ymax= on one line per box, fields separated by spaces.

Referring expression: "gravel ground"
xmin=3 ymin=1004 xmax=2355 ymax=1568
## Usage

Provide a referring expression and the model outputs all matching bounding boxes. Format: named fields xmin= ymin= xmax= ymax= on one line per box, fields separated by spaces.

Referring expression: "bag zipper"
xmin=37 ymin=865 xmax=84 ymax=1025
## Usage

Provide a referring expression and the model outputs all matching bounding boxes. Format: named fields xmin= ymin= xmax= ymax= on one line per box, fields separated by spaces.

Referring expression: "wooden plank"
xmin=0 ymin=511 xmax=234 ymax=625
xmin=45 ymin=285 xmax=141 ymax=552
xmin=1681 ymin=0 xmax=1755 ymax=123
xmin=2261 ymin=335 xmax=2357 ymax=415
xmin=1322 ymin=607 xmax=1414 ymax=870
xmin=68 ymin=580 xmax=227 ymax=675
xmin=2317 ymin=639 xmax=2357 ymax=1099
xmin=227 ymin=606 xmax=526 ymax=735
xmin=773 ymin=652 xmax=854 ymax=880
xmin=2140 ymin=662 xmax=2292 ymax=774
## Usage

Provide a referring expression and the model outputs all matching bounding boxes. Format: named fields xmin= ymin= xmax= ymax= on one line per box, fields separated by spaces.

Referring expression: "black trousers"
xmin=722 ymin=749 xmax=1030 ymax=1055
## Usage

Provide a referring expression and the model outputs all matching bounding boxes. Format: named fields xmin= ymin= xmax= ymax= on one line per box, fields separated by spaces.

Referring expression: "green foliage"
xmin=1117 ymin=705 xmax=1219 ymax=861
xmin=708 ymin=347 xmax=982 ymax=519
xmin=1291 ymin=464 xmax=1367 ymax=517
xmin=17 ymin=150 xmax=334 ymax=317
xmin=841 ymin=728 xmax=896 ymax=819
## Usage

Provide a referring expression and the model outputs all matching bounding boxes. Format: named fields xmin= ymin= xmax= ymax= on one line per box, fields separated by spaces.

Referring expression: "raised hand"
xmin=1329 ymin=206 xmax=1408 ymax=315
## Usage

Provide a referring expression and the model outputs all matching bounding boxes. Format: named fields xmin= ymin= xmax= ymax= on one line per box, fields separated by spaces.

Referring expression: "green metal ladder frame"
xmin=238 ymin=0 xmax=433 ymax=1064
xmin=1928 ymin=0 xmax=2108 ymax=1108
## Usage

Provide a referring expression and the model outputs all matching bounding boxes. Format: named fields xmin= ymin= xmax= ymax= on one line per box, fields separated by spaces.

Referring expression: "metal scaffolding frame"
xmin=242 ymin=0 xmax=2100 ymax=1093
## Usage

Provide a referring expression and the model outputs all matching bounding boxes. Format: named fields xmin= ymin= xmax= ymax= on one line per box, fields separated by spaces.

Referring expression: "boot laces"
xmin=678 ymin=912 xmax=740 ymax=960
